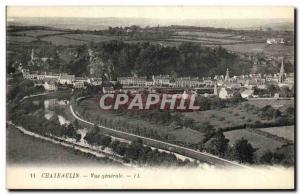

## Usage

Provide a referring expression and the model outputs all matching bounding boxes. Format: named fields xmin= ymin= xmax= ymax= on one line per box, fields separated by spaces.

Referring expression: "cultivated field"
xmin=243 ymin=99 xmax=294 ymax=111
xmin=77 ymin=97 xmax=205 ymax=145
xmin=41 ymin=36 xmax=87 ymax=46
xmin=61 ymin=34 xmax=118 ymax=43
xmin=183 ymin=104 xmax=267 ymax=130
xmin=13 ymin=30 xmax=67 ymax=37
xmin=224 ymin=129 xmax=286 ymax=156
xmin=7 ymin=35 xmax=37 ymax=43
xmin=6 ymin=27 xmax=294 ymax=61
xmin=258 ymin=126 xmax=294 ymax=142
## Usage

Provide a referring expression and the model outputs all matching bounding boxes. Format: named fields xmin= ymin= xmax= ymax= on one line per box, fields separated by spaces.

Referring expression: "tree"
xmin=92 ymin=124 xmax=100 ymax=132
xmin=114 ymin=81 xmax=122 ymax=90
xmin=200 ymin=122 xmax=215 ymax=133
xmin=233 ymin=138 xmax=257 ymax=164
xmin=209 ymin=131 xmax=229 ymax=157
xmin=266 ymin=84 xmax=279 ymax=97
xmin=260 ymin=150 xmax=274 ymax=165
xmin=259 ymin=105 xmax=281 ymax=120
xmin=279 ymin=86 xmax=293 ymax=98
xmin=100 ymin=136 xmax=112 ymax=148
xmin=73 ymin=119 xmax=79 ymax=129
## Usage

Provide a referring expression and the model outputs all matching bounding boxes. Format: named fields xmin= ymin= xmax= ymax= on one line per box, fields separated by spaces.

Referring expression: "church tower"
xmin=279 ymin=58 xmax=285 ymax=83
xmin=224 ymin=68 xmax=230 ymax=81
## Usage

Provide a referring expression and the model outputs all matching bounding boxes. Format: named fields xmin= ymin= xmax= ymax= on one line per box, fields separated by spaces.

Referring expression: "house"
xmin=73 ymin=81 xmax=85 ymax=89
xmin=102 ymin=86 xmax=115 ymax=94
xmin=75 ymin=77 xmax=87 ymax=83
xmin=58 ymin=74 xmax=75 ymax=85
xmin=227 ymin=83 xmax=242 ymax=89
xmin=22 ymin=70 xmax=37 ymax=80
xmin=214 ymin=75 xmax=224 ymax=80
xmin=218 ymin=87 xmax=233 ymax=99
xmin=175 ymin=77 xmax=201 ymax=88
xmin=267 ymin=38 xmax=277 ymax=44
xmin=266 ymin=38 xmax=285 ymax=45
xmin=44 ymin=73 xmax=60 ymax=81
xmin=145 ymin=81 xmax=154 ymax=87
xmin=43 ymin=81 xmax=58 ymax=91
xmin=152 ymin=75 xmax=171 ymax=86
xmin=245 ymin=79 xmax=265 ymax=89
xmin=33 ymin=80 xmax=44 ymax=87
xmin=87 ymin=78 xmax=102 ymax=86
xmin=241 ymin=89 xmax=254 ymax=99
xmin=117 ymin=76 xmax=147 ymax=86
xmin=36 ymin=73 xmax=46 ymax=80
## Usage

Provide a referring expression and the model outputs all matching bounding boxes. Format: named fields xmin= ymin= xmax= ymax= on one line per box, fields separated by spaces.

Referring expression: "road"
xmin=70 ymin=105 xmax=250 ymax=169
xmin=14 ymin=90 xmax=249 ymax=168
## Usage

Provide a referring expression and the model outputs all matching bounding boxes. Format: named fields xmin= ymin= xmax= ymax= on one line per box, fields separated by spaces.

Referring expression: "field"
xmin=7 ymin=30 xmax=120 ymax=46
xmin=183 ymin=104 xmax=267 ymax=130
xmin=61 ymin=34 xmax=118 ymax=43
xmin=224 ymin=129 xmax=286 ymax=157
xmin=176 ymin=31 xmax=234 ymax=38
xmin=258 ymin=126 xmax=294 ymax=142
xmin=77 ymin=97 xmax=205 ymax=145
xmin=13 ymin=30 xmax=67 ymax=37
xmin=243 ymin=99 xmax=294 ymax=111
xmin=6 ymin=27 xmax=294 ymax=61
xmin=41 ymin=36 xmax=87 ymax=46
xmin=6 ymin=35 xmax=37 ymax=43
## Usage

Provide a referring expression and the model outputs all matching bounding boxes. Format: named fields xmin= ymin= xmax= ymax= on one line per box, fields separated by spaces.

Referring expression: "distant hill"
xmin=7 ymin=17 xmax=294 ymax=31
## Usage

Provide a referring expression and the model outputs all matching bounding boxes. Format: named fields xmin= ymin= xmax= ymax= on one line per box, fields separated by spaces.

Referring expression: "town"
xmin=20 ymin=49 xmax=294 ymax=100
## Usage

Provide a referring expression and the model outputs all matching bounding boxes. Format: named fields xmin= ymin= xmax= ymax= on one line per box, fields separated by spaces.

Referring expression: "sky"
xmin=7 ymin=6 xmax=294 ymax=20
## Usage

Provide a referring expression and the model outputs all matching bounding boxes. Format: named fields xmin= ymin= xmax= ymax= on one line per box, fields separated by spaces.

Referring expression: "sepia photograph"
xmin=5 ymin=6 xmax=295 ymax=190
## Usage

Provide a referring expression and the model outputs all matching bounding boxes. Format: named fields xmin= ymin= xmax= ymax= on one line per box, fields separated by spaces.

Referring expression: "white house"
xmin=218 ymin=87 xmax=233 ymax=99
xmin=117 ymin=76 xmax=147 ymax=86
xmin=58 ymin=74 xmax=75 ymax=85
xmin=241 ymin=89 xmax=254 ymax=99
xmin=87 ymin=78 xmax=102 ymax=86
xmin=73 ymin=81 xmax=85 ymax=89
xmin=102 ymin=86 xmax=115 ymax=94
xmin=43 ymin=81 xmax=58 ymax=91
xmin=152 ymin=75 xmax=171 ymax=86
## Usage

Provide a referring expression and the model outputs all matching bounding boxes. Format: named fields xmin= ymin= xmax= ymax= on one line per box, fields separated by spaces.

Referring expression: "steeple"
xmin=225 ymin=68 xmax=230 ymax=81
xmin=279 ymin=58 xmax=285 ymax=83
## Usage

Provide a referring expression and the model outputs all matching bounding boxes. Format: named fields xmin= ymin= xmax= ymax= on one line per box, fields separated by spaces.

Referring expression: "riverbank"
xmin=7 ymin=123 xmax=124 ymax=167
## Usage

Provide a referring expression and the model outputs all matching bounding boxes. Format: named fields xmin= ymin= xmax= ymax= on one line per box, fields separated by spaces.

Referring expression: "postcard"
xmin=6 ymin=6 xmax=295 ymax=190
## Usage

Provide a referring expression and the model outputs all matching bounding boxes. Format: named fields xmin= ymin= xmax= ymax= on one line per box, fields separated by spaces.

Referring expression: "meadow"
xmin=77 ymin=97 xmax=205 ymax=145
xmin=223 ymin=129 xmax=286 ymax=157
xmin=258 ymin=126 xmax=294 ymax=142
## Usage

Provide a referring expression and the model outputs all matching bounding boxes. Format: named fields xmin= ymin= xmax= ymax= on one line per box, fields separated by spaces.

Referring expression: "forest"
xmin=7 ymin=39 xmax=254 ymax=78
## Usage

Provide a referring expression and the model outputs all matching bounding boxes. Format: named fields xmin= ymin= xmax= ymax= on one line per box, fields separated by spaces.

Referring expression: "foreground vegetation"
xmin=75 ymin=93 xmax=294 ymax=166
